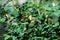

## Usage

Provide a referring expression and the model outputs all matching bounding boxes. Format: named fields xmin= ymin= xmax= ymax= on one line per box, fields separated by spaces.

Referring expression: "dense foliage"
xmin=0 ymin=0 xmax=60 ymax=40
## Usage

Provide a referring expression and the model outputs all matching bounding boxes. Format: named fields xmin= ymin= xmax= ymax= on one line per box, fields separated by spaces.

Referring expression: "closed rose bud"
xmin=29 ymin=15 xmax=32 ymax=21
xmin=5 ymin=14 xmax=8 ymax=18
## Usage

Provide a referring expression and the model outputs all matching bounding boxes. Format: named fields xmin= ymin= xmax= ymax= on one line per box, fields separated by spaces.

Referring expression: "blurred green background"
xmin=0 ymin=0 xmax=60 ymax=40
